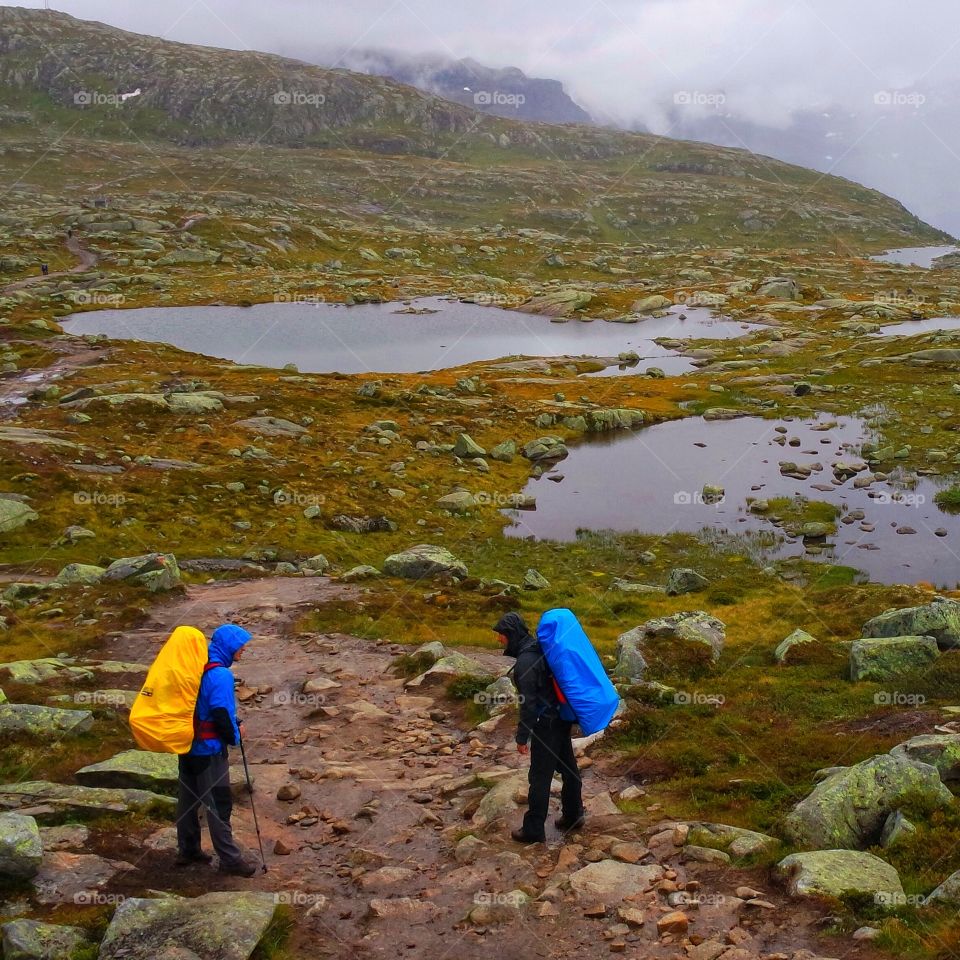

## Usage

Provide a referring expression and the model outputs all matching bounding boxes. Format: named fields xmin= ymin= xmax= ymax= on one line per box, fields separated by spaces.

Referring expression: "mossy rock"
xmin=0 ymin=919 xmax=89 ymax=960
xmin=849 ymin=635 xmax=939 ymax=681
xmin=783 ymin=754 xmax=953 ymax=849
xmin=777 ymin=850 xmax=904 ymax=901
xmin=97 ymin=891 xmax=277 ymax=960
xmin=775 ymin=629 xmax=819 ymax=664
xmin=862 ymin=597 xmax=960 ymax=650
xmin=0 ymin=812 xmax=42 ymax=880
xmin=0 ymin=703 xmax=94 ymax=736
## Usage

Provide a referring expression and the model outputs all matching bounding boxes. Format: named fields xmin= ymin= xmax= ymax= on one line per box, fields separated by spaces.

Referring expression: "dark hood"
xmin=493 ymin=612 xmax=537 ymax=659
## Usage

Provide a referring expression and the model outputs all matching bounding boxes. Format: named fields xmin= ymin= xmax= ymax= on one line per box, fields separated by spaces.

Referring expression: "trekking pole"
xmin=238 ymin=731 xmax=268 ymax=874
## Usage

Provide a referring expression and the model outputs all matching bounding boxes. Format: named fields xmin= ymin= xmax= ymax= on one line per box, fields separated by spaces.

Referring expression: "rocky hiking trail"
xmin=1 ymin=235 xmax=99 ymax=295
xmin=86 ymin=576 xmax=857 ymax=960
xmin=0 ymin=337 xmax=109 ymax=418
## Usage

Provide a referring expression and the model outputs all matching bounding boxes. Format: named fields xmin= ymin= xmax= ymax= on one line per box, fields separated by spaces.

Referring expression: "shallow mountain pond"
xmin=62 ymin=297 xmax=756 ymax=375
xmin=504 ymin=414 xmax=960 ymax=587
xmin=871 ymin=245 xmax=958 ymax=268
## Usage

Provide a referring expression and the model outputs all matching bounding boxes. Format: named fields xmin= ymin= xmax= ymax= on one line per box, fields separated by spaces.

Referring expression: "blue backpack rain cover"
xmin=537 ymin=608 xmax=621 ymax=736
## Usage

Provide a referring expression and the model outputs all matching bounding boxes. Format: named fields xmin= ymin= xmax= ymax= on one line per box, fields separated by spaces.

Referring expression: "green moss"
xmin=934 ymin=485 xmax=960 ymax=514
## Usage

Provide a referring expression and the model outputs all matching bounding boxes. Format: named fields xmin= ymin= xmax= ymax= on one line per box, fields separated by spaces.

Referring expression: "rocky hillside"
xmin=316 ymin=48 xmax=594 ymax=125
xmin=0 ymin=10 xmax=950 ymax=252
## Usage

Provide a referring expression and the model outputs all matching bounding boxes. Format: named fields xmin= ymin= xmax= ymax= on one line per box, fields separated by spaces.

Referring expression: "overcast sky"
xmin=14 ymin=0 xmax=960 ymax=130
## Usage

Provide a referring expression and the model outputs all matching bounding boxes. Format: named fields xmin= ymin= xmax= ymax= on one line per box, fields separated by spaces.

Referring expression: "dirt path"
xmin=1 ymin=234 xmax=99 ymax=294
xmin=99 ymin=578 xmax=853 ymax=960
xmin=0 ymin=339 xmax=110 ymax=418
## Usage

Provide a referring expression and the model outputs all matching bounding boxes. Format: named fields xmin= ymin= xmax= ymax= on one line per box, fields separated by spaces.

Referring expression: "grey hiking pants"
xmin=177 ymin=752 xmax=244 ymax=867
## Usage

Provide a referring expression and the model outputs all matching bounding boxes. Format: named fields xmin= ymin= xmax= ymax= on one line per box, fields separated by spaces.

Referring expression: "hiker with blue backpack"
xmin=495 ymin=609 xmax=620 ymax=844
xmin=174 ymin=624 xmax=259 ymax=876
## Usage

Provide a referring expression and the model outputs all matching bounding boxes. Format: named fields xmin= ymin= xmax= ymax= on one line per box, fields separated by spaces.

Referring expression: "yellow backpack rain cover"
xmin=130 ymin=626 xmax=208 ymax=754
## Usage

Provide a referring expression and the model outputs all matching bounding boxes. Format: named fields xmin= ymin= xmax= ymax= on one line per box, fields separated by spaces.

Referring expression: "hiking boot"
xmin=219 ymin=857 xmax=259 ymax=877
xmin=174 ymin=850 xmax=213 ymax=866
xmin=554 ymin=813 xmax=586 ymax=832
xmin=511 ymin=828 xmax=545 ymax=844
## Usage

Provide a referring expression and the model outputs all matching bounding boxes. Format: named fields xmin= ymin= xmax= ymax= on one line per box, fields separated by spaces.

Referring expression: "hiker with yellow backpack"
xmin=130 ymin=624 xmax=261 ymax=877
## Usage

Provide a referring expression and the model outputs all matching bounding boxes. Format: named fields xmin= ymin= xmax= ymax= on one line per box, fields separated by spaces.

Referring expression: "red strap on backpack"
xmin=552 ymin=677 xmax=568 ymax=704
xmin=193 ymin=662 xmax=225 ymax=740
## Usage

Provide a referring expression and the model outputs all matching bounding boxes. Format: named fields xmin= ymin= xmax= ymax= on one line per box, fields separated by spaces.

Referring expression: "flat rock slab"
xmin=0 ymin=657 xmax=146 ymax=684
xmin=76 ymin=750 xmax=247 ymax=797
xmin=777 ymin=850 xmax=904 ymax=901
xmin=569 ymin=860 xmax=664 ymax=903
xmin=33 ymin=850 xmax=135 ymax=905
xmin=1 ymin=919 xmax=90 ymax=960
xmin=0 ymin=781 xmax=176 ymax=820
xmin=0 ymin=703 xmax=93 ymax=736
xmin=98 ymin=892 xmax=278 ymax=960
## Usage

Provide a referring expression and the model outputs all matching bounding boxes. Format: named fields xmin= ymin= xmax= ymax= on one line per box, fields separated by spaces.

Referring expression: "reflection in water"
xmin=505 ymin=414 xmax=960 ymax=587
xmin=62 ymin=298 xmax=756 ymax=376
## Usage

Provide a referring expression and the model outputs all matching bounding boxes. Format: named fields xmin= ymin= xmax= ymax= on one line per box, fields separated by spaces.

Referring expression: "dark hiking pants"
xmin=177 ymin=752 xmax=243 ymax=867
xmin=523 ymin=714 xmax=583 ymax=840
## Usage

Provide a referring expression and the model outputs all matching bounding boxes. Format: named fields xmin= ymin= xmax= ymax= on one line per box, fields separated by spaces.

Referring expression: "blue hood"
xmin=208 ymin=623 xmax=252 ymax=667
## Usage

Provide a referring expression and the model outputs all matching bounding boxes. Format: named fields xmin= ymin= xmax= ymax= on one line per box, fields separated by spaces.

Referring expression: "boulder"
xmin=234 ymin=416 xmax=308 ymax=438
xmin=519 ymin=289 xmax=593 ymax=318
xmin=881 ymin=811 xmax=916 ymax=847
xmin=0 ymin=781 xmax=175 ymax=819
xmin=0 ymin=703 xmax=94 ymax=736
xmin=636 ymin=611 xmax=726 ymax=663
xmin=569 ymin=861 xmax=664 ymax=902
xmin=777 ymin=850 xmax=904 ymax=901
xmin=925 ymin=870 xmax=960 ymax=904
xmin=890 ymin=734 xmax=960 ymax=782
xmin=453 ymin=434 xmax=486 ymax=459
xmin=54 ymin=563 xmax=107 ymax=586
xmin=0 ymin=812 xmax=42 ymax=879
xmin=167 ymin=393 xmax=224 ymax=415
xmin=686 ymin=822 xmax=779 ymax=859
xmin=0 ymin=499 xmax=38 ymax=533
xmin=613 ymin=628 xmax=648 ymax=682
xmin=489 ymin=441 xmax=517 ymax=463
xmin=0 ymin=920 xmax=89 ymax=960
xmin=632 ymin=295 xmax=673 ymax=314
xmin=522 ymin=568 xmax=550 ymax=591
xmin=436 ymin=491 xmax=478 ymax=513
xmin=102 ymin=553 xmax=181 ymax=592
xmin=775 ymin=629 xmax=818 ymax=664
xmin=849 ymin=636 xmax=939 ymax=681
xmin=665 ymin=568 xmax=710 ymax=596
xmin=576 ymin=409 xmax=645 ymax=433
xmin=383 ymin=545 xmax=468 ymax=580
xmin=758 ymin=277 xmax=800 ymax=301
xmin=862 ymin=597 xmax=960 ymax=650
xmin=783 ymin=755 xmax=953 ymax=849
xmin=300 ymin=554 xmax=329 ymax=575
xmin=407 ymin=653 xmax=489 ymax=689
xmin=522 ymin=437 xmax=569 ymax=462
xmin=472 ymin=771 xmax=527 ymax=828
xmin=98 ymin=892 xmax=278 ymax=960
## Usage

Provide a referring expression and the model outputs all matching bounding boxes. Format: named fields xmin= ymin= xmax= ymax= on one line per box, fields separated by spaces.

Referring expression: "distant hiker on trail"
xmin=40 ymin=263 xmax=49 ymax=276
xmin=176 ymin=623 xmax=259 ymax=876
xmin=494 ymin=611 xmax=584 ymax=844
